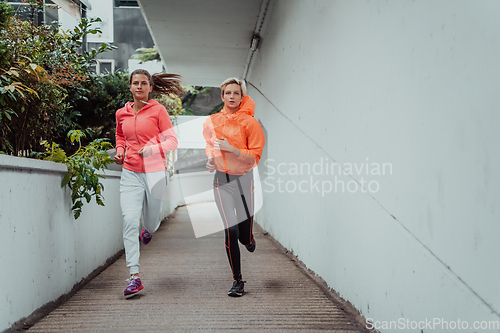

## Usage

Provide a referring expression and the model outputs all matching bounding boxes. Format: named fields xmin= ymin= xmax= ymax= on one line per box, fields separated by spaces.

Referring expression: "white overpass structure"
xmin=136 ymin=0 xmax=500 ymax=330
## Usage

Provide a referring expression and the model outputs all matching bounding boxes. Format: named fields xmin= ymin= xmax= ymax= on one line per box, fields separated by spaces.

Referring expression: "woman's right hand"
xmin=114 ymin=153 xmax=124 ymax=165
xmin=206 ymin=153 xmax=215 ymax=173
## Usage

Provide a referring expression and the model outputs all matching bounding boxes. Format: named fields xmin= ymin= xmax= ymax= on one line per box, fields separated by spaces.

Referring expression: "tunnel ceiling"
xmin=137 ymin=0 xmax=263 ymax=87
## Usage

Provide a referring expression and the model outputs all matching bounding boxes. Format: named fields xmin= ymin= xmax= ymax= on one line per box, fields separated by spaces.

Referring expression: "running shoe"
xmin=140 ymin=228 xmax=152 ymax=245
xmin=124 ymin=276 xmax=143 ymax=296
xmin=245 ymin=238 xmax=256 ymax=253
xmin=228 ymin=280 xmax=245 ymax=297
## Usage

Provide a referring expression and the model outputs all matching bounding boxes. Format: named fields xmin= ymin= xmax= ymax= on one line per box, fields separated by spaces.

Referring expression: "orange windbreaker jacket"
xmin=203 ymin=95 xmax=265 ymax=175
xmin=115 ymin=99 xmax=178 ymax=173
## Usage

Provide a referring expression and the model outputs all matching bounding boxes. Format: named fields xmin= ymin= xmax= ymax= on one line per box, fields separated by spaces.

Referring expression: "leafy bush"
xmin=0 ymin=2 xmax=189 ymax=217
xmin=0 ymin=1 xmax=115 ymax=156
xmin=32 ymin=130 xmax=114 ymax=219
xmin=68 ymin=71 xmax=132 ymax=147
xmin=0 ymin=2 xmax=13 ymax=68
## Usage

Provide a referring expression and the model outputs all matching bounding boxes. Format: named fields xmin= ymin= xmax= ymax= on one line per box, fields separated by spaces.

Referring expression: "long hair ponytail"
xmin=129 ymin=69 xmax=185 ymax=97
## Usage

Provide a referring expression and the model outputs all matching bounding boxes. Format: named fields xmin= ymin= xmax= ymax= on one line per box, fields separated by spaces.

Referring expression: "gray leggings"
xmin=213 ymin=169 xmax=255 ymax=281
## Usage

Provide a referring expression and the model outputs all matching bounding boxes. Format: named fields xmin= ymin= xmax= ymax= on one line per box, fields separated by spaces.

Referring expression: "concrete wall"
xmin=0 ymin=155 xmax=124 ymax=332
xmin=0 ymin=153 xmax=211 ymax=332
xmin=164 ymin=170 xmax=214 ymax=209
xmin=174 ymin=116 xmax=208 ymax=149
xmin=0 ymin=115 xmax=213 ymax=332
xmin=249 ymin=1 xmax=500 ymax=331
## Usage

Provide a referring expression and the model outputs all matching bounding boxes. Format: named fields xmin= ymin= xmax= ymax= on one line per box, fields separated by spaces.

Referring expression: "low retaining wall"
xmin=0 ymin=155 xmax=214 ymax=332
xmin=0 ymin=155 xmax=124 ymax=332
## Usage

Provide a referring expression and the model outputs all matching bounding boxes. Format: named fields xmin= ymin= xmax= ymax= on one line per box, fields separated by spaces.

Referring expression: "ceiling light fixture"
xmin=251 ymin=34 xmax=260 ymax=51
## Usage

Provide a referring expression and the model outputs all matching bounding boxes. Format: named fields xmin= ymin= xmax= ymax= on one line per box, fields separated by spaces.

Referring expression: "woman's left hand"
xmin=214 ymin=137 xmax=237 ymax=155
xmin=138 ymin=146 xmax=153 ymax=157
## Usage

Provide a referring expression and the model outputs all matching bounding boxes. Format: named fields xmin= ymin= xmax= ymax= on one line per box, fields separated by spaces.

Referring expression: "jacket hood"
xmin=222 ymin=95 xmax=255 ymax=117
xmin=123 ymin=99 xmax=162 ymax=113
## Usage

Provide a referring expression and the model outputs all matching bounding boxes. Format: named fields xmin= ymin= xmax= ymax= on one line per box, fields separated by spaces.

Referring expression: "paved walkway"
xmin=27 ymin=204 xmax=366 ymax=332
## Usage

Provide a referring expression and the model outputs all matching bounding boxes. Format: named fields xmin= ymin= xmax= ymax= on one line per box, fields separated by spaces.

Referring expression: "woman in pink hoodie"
xmin=114 ymin=69 xmax=183 ymax=296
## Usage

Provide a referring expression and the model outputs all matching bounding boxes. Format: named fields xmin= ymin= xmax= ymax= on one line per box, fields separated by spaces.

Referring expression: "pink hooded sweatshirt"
xmin=115 ymin=99 xmax=178 ymax=173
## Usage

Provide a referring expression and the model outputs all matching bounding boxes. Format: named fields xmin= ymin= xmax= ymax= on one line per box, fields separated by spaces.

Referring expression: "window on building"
xmin=44 ymin=2 xmax=58 ymax=27
xmin=96 ymin=59 xmax=115 ymax=74
xmin=115 ymin=0 xmax=138 ymax=7
xmin=7 ymin=0 xmax=58 ymax=27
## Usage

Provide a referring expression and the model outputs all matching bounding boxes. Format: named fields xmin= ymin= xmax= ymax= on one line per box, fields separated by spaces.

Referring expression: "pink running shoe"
xmin=140 ymin=229 xmax=152 ymax=245
xmin=124 ymin=276 xmax=143 ymax=296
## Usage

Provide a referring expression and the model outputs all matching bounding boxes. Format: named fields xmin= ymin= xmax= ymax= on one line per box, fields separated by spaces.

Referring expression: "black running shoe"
xmin=228 ymin=280 xmax=245 ymax=297
xmin=245 ymin=239 xmax=256 ymax=253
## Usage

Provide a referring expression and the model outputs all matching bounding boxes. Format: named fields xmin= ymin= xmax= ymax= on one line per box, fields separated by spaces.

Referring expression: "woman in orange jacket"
xmin=203 ymin=78 xmax=265 ymax=296
xmin=115 ymin=69 xmax=183 ymax=297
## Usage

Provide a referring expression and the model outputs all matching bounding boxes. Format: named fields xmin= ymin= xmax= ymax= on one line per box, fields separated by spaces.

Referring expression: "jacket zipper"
xmin=134 ymin=109 xmax=145 ymax=173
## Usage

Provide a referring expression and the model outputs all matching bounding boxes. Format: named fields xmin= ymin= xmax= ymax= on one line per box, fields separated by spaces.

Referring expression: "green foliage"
xmin=0 ymin=1 xmax=116 ymax=156
xmin=208 ymin=101 xmax=224 ymax=115
xmin=155 ymin=93 xmax=183 ymax=119
xmin=182 ymin=85 xmax=222 ymax=115
xmin=70 ymin=71 xmax=132 ymax=146
xmin=60 ymin=17 xmax=116 ymax=74
xmin=132 ymin=46 xmax=161 ymax=64
xmin=32 ymin=130 xmax=114 ymax=219
xmin=0 ymin=2 xmax=13 ymax=68
xmin=0 ymin=2 xmax=12 ymax=30
xmin=0 ymin=54 xmax=56 ymax=154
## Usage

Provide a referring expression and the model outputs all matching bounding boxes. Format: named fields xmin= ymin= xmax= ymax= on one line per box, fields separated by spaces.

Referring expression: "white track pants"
xmin=120 ymin=169 xmax=167 ymax=275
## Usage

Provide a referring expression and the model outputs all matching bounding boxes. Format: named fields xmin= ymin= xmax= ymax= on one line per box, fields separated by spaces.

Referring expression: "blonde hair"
xmin=220 ymin=77 xmax=247 ymax=96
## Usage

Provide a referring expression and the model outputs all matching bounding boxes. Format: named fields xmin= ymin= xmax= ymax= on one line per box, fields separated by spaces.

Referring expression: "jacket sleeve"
xmin=202 ymin=116 xmax=216 ymax=157
xmin=237 ymin=117 xmax=265 ymax=166
xmin=115 ymin=110 xmax=125 ymax=155
xmin=150 ymin=107 xmax=178 ymax=155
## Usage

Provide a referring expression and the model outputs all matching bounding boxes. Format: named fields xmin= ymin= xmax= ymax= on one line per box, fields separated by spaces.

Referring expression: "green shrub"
xmin=69 ymin=71 xmax=132 ymax=147
xmin=32 ymin=130 xmax=114 ymax=219
xmin=0 ymin=1 xmax=115 ymax=156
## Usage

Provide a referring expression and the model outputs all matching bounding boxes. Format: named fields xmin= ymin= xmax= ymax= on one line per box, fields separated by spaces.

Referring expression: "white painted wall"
xmin=0 ymin=153 xmax=212 ymax=332
xmin=249 ymin=1 xmax=500 ymax=331
xmin=86 ymin=0 xmax=114 ymax=43
xmin=163 ymin=170 xmax=214 ymax=214
xmin=58 ymin=0 xmax=113 ymax=45
xmin=58 ymin=7 xmax=80 ymax=33
xmin=0 ymin=155 xmax=124 ymax=332
xmin=174 ymin=116 xmax=208 ymax=149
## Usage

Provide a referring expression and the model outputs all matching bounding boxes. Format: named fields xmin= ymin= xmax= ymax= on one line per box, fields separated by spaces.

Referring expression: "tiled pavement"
xmin=26 ymin=204 xmax=368 ymax=332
